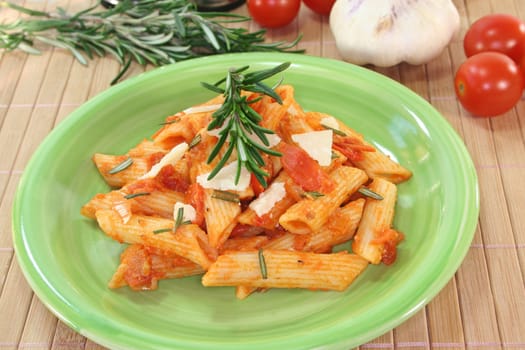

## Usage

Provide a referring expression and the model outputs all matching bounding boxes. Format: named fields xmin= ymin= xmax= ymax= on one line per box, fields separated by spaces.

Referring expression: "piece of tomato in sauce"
xmin=279 ymin=142 xmax=334 ymax=193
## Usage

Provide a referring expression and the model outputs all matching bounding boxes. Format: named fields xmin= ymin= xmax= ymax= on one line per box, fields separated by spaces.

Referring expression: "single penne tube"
xmin=93 ymin=153 xmax=152 ymax=188
xmin=307 ymin=198 xmax=365 ymax=252
xmin=253 ymin=85 xmax=303 ymax=132
xmin=203 ymin=188 xmax=241 ymax=249
xmin=95 ymin=209 xmax=174 ymax=242
xmin=108 ymin=244 xmax=204 ymax=290
xmin=142 ymin=225 xmax=217 ymax=270
xmin=81 ymin=188 xmax=185 ymax=220
xmin=92 ymin=139 xmax=169 ymax=188
xmin=202 ymin=250 xmax=369 ymax=291
xmin=219 ymin=236 xmax=269 ymax=253
xmin=129 ymin=139 xmax=170 ymax=155
xmin=153 ymin=112 xmax=211 ymax=150
xmin=351 ymin=178 xmax=399 ymax=264
xmin=303 ymin=111 xmax=365 ymax=142
xmin=95 ymin=210 xmax=216 ymax=269
xmin=279 ymin=166 xmax=368 ymax=234
xmin=277 ymin=108 xmax=313 ymax=144
xmin=352 ymin=151 xmax=412 ymax=184
xmin=152 ymin=93 xmax=225 ymax=149
xmin=128 ymin=190 xmax=186 ymax=218
xmin=81 ymin=190 xmax=127 ymax=219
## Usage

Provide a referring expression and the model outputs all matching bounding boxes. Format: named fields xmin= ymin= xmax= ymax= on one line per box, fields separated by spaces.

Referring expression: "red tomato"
xmin=184 ymin=183 xmax=206 ymax=228
xmin=464 ymin=14 xmax=525 ymax=63
xmin=279 ymin=143 xmax=334 ymax=193
xmin=247 ymin=0 xmax=301 ymax=28
xmin=454 ymin=52 xmax=524 ymax=117
xmin=302 ymin=0 xmax=335 ymax=15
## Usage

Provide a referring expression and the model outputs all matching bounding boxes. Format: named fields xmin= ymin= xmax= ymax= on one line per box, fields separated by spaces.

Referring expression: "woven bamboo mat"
xmin=1 ymin=0 xmax=524 ymax=349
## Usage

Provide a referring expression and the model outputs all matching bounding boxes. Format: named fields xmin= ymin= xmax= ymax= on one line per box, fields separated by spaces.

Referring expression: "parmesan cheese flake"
xmin=196 ymin=161 xmax=251 ymax=191
xmin=139 ymin=142 xmax=188 ymax=179
xmin=249 ymin=182 xmax=286 ymax=217
xmin=320 ymin=116 xmax=341 ymax=131
xmin=291 ymin=130 xmax=333 ymax=166
xmin=183 ymin=104 xmax=222 ymax=115
xmin=173 ymin=202 xmax=197 ymax=223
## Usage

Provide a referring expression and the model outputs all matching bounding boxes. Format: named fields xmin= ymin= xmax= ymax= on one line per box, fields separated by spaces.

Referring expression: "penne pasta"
xmin=202 ymin=250 xmax=369 ymax=291
xmin=236 ymin=198 xmax=365 ymax=299
xmin=351 ymin=178 xmax=403 ymax=264
xmin=108 ymin=244 xmax=204 ymax=290
xmin=84 ymin=82 xmax=409 ymax=297
xmin=95 ymin=210 xmax=216 ymax=269
xmin=279 ymin=166 xmax=368 ymax=234
xmin=203 ymin=188 xmax=242 ymax=249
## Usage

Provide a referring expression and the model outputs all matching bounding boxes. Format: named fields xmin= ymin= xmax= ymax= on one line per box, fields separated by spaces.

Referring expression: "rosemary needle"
xmin=258 ymin=248 xmax=268 ymax=279
xmin=108 ymin=156 xmax=133 ymax=174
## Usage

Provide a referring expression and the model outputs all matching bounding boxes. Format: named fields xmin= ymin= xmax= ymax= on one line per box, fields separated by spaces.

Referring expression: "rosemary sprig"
xmin=202 ymin=62 xmax=290 ymax=187
xmin=0 ymin=0 xmax=303 ymax=84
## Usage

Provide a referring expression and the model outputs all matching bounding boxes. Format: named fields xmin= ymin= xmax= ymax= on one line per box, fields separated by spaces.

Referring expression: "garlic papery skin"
xmin=329 ymin=0 xmax=460 ymax=67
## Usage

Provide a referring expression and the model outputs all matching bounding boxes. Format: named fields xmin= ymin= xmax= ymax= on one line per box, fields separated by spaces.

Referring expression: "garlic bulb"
xmin=329 ymin=0 xmax=460 ymax=67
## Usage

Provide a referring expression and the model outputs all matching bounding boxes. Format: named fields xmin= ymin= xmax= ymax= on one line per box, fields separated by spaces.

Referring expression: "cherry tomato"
xmin=454 ymin=52 xmax=524 ymax=117
xmin=302 ymin=0 xmax=335 ymax=16
xmin=464 ymin=14 xmax=525 ymax=63
xmin=247 ymin=0 xmax=301 ymax=28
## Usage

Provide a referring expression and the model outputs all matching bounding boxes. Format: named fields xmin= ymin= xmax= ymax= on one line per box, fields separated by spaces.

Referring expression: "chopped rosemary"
xmin=160 ymin=118 xmax=180 ymax=126
xmin=321 ymin=123 xmax=347 ymax=136
xmin=173 ymin=206 xmax=191 ymax=231
xmin=153 ymin=228 xmax=172 ymax=234
xmin=358 ymin=187 xmax=384 ymax=200
xmin=211 ymin=190 xmax=240 ymax=203
xmin=108 ymin=156 xmax=133 ymax=174
xmin=301 ymin=191 xmax=325 ymax=199
xmin=0 ymin=0 xmax=304 ymax=84
xmin=258 ymin=248 xmax=268 ymax=279
xmin=202 ymin=62 xmax=291 ymax=188
xmin=124 ymin=192 xmax=150 ymax=199
xmin=188 ymin=133 xmax=202 ymax=149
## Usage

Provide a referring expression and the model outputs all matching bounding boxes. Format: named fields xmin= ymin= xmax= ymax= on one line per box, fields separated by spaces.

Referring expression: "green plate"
xmin=12 ymin=53 xmax=479 ymax=350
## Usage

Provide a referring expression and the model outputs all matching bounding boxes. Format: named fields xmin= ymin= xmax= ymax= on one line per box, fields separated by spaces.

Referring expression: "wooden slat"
xmin=297 ymin=6 xmax=322 ymax=56
xmin=51 ymin=321 xmax=86 ymax=349
xmin=394 ymin=309 xmax=430 ymax=349
xmin=360 ymin=331 xmax=393 ymax=349
xmin=17 ymin=296 xmax=58 ymax=350
xmin=456 ymin=247 xmax=502 ymax=347
xmin=426 ymin=279 xmax=465 ymax=350
xmin=0 ymin=258 xmax=34 ymax=349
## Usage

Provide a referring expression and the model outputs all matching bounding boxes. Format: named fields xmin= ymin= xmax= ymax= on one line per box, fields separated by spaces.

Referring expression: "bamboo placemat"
xmin=1 ymin=0 xmax=524 ymax=349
